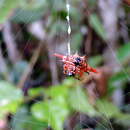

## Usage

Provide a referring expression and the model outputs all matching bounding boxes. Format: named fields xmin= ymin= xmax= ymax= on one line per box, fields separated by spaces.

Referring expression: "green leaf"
xmin=11 ymin=8 xmax=44 ymax=23
xmin=44 ymin=85 xmax=69 ymax=98
xmin=19 ymin=0 xmax=49 ymax=10
xmin=31 ymin=96 xmax=70 ymax=130
xmin=49 ymin=0 xmax=65 ymax=11
xmin=28 ymin=88 xmax=44 ymax=97
xmin=0 ymin=0 xmax=21 ymax=24
xmin=116 ymin=43 xmax=130 ymax=64
xmin=62 ymin=78 xmax=78 ymax=87
xmin=96 ymin=99 xmax=120 ymax=118
xmin=115 ymin=113 xmax=130 ymax=127
xmin=88 ymin=55 xmax=103 ymax=67
xmin=11 ymin=106 xmax=47 ymax=130
xmin=52 ymin=10 xmax=67 ymax=21
xmin=0 ymin=81 xmax=23 ymax=118
xmin=108 ymin=69 xmax=130 ymax=94
xmin=89 ymin=14 xmax=106 ymax=40
xmin=68 ymin=86 xmax=97 ymax=116
xmin=44 ymin=78 xmax=77 ymax=98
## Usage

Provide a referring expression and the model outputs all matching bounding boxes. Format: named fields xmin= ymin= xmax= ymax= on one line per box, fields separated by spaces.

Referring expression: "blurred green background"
xmin=0 ymin=0 xmax=130 ymax=130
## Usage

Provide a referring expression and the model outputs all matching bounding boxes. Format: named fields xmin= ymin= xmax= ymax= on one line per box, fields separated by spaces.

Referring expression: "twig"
xmin=28 ymin=21 xmax=59 ymax=85
xmin=0 ymin=47 xmax=10 ymax=81
xmin=3 ymin=21 xmax=20 ymax=63
xmin=85 ymin=27 xmax=92 ymax=55
xmin=17 ymin=42 xmax=43 ymax=89
xmin=47 ymin=42 xmax=59 ymax=85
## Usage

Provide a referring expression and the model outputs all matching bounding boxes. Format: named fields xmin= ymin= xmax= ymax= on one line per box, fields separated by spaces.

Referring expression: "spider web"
xmin=1 ymin=0 xmax=130 ymax=130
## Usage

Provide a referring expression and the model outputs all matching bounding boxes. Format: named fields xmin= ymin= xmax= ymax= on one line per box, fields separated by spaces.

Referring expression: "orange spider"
xmin=54 ymin=53 xmax=98 ymax=78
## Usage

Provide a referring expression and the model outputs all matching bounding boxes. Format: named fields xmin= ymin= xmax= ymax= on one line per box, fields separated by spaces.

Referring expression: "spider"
xmin=54 ymin=53 xmax=98 ymax=78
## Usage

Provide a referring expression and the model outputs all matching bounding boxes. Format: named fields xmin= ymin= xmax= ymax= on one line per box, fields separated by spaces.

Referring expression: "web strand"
xmin=66 ymin=0 xmax=71 ymax=55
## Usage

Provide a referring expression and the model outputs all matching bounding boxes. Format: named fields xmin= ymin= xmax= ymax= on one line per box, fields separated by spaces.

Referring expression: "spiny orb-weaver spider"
xmin=54 ymin=53 xmax=98 ymax=78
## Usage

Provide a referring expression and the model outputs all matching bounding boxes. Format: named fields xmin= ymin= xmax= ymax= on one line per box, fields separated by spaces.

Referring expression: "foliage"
xmin=108 ymin=43 xmax=130 ymax=94
xmin=11 ymin=106 xmax=48 ymax=130
xmin=30 ymin=79 xmax=130 ymax=130
xmin=31 ymin=79 xmax=73 ymax=130
xmin=0 ymin=81 xmax=23 ymax=119
xmin=117 ymin=43 xmax=130 ymax=64
xmin=11 ymin=8 xmax=44 ymax=24
xmin=0 ymin=0 xmax=130 ymax=130
xmin=0 ymin=0 xmax=21 ymax=24
xmin=89 ymin=14 xmax=106 ymax=40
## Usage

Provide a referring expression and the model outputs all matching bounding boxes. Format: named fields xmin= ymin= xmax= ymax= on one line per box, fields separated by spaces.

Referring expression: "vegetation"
xmin=0 ymin=0 xmax=130 ymax=130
